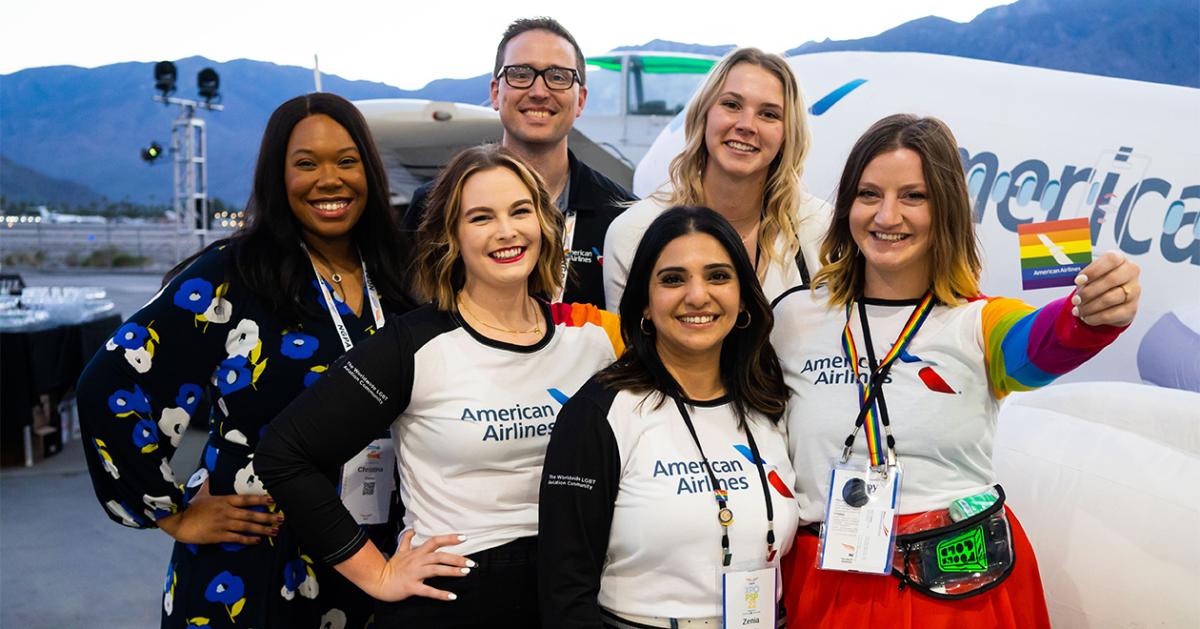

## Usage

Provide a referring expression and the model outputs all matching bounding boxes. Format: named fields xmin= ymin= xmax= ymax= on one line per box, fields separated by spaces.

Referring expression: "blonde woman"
xmin=603 ymin=47 xmax=831 ymax=310
xmin=257 ymin=144 xmax=623 ymax=628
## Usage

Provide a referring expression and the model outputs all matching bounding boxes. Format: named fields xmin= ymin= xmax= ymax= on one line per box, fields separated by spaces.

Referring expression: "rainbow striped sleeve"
xmin=550 ymin=302 xmax=626 ymax=358
xmin=980 ymin=293 xmax=1125 ymax=399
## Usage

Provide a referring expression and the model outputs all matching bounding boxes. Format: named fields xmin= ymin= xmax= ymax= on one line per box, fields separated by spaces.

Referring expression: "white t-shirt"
xmin=257 ymin=301 xmax=623 ymax=563
xmin=539 ymin=376 xmax=800 ymax=623
xmin=771 ymin=286 xmax=1124 ymax=522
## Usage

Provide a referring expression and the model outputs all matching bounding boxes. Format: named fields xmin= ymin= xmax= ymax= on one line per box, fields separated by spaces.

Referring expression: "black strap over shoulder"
xmin=794 ymin=245 xmax=811 ymax=286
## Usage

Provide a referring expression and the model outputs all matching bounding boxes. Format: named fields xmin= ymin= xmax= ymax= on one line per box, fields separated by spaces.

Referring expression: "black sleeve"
xmin=538 ymin=386 xmax=620 ymax=629
xmin=255 ymin=321 xmax=414 ymax=565
xmin=400 ymin=182 xmax=431 ymax=233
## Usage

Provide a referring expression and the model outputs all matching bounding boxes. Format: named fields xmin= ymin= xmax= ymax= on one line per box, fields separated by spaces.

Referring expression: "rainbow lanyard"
xmin=840 ymin=293 xmax=935 ymax=468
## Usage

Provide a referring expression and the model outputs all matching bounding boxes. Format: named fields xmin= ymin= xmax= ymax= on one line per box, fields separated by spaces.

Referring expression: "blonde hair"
xmin=661 ymin=47 xmax=811 ymax=266
xmin=813 ymin=114 xmax=982 ymax=306
xmin=412 ymin=144 xmax=564 ymax=310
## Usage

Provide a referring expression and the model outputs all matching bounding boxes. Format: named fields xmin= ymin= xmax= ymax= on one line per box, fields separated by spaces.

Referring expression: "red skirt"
xmin=781 ymin=507 xmax=1050 ymax=629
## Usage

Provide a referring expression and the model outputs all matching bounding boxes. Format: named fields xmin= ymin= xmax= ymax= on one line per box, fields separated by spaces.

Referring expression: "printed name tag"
xmin=819 ymin=463 xmax=901 ymax=575
xmin=339 ymin=436 xmax=396 ymax=525
xmin=722 ymin=565 xmax=776 ymax=628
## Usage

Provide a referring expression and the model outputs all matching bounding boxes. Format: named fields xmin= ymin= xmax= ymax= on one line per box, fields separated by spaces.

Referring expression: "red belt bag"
xmin=891 ymin=484 xmax=1016 ymax=599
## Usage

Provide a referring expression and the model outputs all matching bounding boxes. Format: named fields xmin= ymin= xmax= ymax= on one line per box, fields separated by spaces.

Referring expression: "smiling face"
xmin=284 ymin=114 xmax=368 ymax=247
xmin=850 ymin=148 xmax=934 ymax=299
xmin=455 ymin=166 xmax=543 ymax=294
xmin=490 ymin=29 xmax=587 ymax=152
xmin=702 ymin=62 xmax=785 ymax=184
xmin=645 ymin=232 xmax=742 ymax=368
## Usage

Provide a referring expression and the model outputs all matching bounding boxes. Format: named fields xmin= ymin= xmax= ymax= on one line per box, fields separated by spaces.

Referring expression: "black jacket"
xmin=402 ymin=150 xmax=636 ymax=308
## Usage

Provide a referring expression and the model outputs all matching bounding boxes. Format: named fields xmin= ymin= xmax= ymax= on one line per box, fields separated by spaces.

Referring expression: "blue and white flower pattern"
xmin=280 ymin=330 xmax=319 ymax=360
xmin=79 ymin=246 xmax=385 ymax=627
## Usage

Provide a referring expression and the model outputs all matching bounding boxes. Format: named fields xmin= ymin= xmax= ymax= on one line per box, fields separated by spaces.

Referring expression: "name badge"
xmin=818 ymin=462 xmax=901 ymax=575
xmin=338 ymin=435 xmax=396 ymax=525
xmin=721 ymin=564 xmax=777 ymax=628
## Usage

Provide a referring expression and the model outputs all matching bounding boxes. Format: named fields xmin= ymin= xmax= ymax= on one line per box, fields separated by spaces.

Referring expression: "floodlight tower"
xmin=152 ymin=61 xmax=224 ymax=259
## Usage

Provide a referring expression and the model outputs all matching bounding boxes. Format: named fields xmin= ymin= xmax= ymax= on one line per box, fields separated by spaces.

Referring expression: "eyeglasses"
xmin=497 ymin=65 xmax=580 ymax=91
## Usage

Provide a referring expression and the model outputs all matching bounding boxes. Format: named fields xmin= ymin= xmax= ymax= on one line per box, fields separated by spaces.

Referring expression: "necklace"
xmin=457 ymin=294 xmax=541 ymax=335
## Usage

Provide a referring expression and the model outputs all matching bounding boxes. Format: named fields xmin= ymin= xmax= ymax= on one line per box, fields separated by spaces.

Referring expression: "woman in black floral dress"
xmin=77 ymin=93 xmax=414 ymax=628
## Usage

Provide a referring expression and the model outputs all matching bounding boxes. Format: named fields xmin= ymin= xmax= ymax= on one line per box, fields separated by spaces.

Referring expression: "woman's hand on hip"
xmin=156 ymin=479 xmax=279 ymax=545
xmin=372 ymin=530 xmax=474 ymax=602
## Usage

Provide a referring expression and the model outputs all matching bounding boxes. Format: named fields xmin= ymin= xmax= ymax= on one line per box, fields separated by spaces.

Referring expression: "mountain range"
xmin=1 ymin=0 xmax=1195 ymax=207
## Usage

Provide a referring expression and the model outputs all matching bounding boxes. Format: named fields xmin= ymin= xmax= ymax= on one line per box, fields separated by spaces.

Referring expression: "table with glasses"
xmin=1 ymin=286 xmax=121 ymax=467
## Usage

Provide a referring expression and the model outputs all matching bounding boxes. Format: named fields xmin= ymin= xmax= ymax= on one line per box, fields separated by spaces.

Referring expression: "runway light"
xmin=155 ymin=61 xmax=177 ymax=97
xmin=197 ymin=68 xmax=220 ymax=103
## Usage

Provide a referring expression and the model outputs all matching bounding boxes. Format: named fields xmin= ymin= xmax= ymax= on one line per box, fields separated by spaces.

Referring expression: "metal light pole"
xmin=151 ymin=62 xmax=223 ymax=262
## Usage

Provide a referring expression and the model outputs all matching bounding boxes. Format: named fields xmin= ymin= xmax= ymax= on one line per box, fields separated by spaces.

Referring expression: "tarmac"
xmin=1 ymin=271 xmax=202 ymax=628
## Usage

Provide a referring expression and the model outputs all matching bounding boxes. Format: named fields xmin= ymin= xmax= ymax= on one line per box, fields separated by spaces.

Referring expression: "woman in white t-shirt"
xmin=257 ymin=144 xmax=623 ymax=628
xmin=541 ymin=206 xmax=799 ymax=628
xmin=603 ymin=48 xmax=831 ymax=310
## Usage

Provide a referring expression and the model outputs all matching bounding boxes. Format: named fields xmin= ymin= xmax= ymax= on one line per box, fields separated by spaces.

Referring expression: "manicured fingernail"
xmin=1075 ymin=274 xmax=1088 ymax=286
xmin=266 ymin=498 xmax=275 ymax=504
xmin=447 ymin=593 xmax=458 ymax=601
xmin=1071 ymin=295 xmax=1081 ymax=306
xmin=466 ymin=559 xmax=477 ymax=568
xmin=460 ymin=567 xmax=471 ymax=574
xmin=270 ymin=528 xmax=279 ymax=535
xmin=457 ymin=535 xmax=468 ymax=542
xmin=1071 ymin=307 xmax=1080 ymax=318
xmin=275 ymin=515 xmax=285 ymax=523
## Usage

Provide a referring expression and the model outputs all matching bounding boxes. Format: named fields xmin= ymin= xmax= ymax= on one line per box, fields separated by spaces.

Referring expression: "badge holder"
xmin=337 ymin=431 xmax=396 ymax=525
xmin=816 ymin=459 xmax=902 ymax=575
xmin=721 ymin=561 xmax=777 ymax=629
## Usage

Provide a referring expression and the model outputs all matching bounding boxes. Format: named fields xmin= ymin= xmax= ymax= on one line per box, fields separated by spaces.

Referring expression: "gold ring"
xmin=1120 ymin=284 xmax=1131 ymax=303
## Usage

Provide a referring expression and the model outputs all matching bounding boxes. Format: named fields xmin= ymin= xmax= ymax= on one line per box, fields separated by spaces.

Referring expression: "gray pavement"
xmin=1 ymin=426 xmax=206 ymax=628
xmin=2 ymin=270 xmax=187 ymax=628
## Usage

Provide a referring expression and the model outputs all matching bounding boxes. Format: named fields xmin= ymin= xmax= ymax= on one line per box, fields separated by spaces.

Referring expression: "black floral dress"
xmin=77 ymin=243 xmax=402 ymax=628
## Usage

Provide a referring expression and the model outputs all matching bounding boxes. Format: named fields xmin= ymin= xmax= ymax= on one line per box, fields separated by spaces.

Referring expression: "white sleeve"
xmin=602 ymin=209 xmax=639 ymax=312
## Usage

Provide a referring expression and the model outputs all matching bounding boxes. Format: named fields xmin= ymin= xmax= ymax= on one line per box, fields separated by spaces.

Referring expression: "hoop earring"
xmin=735 ymin=311 xmax=751 ymax=329
xmin=640 ymin=317 xmax=653 ymax=335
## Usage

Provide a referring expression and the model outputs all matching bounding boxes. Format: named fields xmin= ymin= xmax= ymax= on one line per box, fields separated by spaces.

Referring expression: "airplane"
xmin=36 ymin=205 xmax=106 ymax=225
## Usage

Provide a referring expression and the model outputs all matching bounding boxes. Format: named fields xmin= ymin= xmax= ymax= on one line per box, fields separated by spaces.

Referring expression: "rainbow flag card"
xmin=1017 ymin=218 xmax=1092 ymax=290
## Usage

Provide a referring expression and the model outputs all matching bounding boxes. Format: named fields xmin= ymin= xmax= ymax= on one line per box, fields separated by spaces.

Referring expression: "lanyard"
xmin=672 ymin=397 xmax=776 ymax=566
xmin=553 ymin=209 xmax=578 ymax=302
xmin=840 ymin=293 xmax=934 ymax=468
xmin=300 ymin=242 xmax=386 ymax=351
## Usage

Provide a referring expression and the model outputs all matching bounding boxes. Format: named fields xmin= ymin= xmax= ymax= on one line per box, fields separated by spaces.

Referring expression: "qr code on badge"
xmin=362 ymin=482 xmax=375 ymax=496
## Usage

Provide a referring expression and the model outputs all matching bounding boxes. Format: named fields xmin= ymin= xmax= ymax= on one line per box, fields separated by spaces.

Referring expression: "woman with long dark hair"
xmin=256 ymin=144 xmax=624 ymax=628
xmin=773 ymin=114 xmax=1140 ymax=627
xmin=539 ymin=206 xmax=799 ymax=627
xmin=77 ymin=92 xmax=413 ymax=628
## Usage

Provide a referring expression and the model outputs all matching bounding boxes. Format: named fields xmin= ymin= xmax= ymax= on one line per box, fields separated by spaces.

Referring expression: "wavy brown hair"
xmin=411 ymin=144 xmax=564 ymax=310
xmin=814 ymin=114 xmax=982 ymax=306
xmin=660 ymin=48 xmax=811 ymax=267
xmin=599 ymin=206 xmax=787 ymax=426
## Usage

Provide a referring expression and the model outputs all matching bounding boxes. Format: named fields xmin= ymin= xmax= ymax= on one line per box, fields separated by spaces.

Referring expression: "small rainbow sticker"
xmin=1017 ymin=218 xmax=1092 ymax=290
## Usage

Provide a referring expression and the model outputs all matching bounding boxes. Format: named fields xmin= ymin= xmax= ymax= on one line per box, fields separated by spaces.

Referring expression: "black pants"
xmin=375 ymin=536 xmax=541 ymax=628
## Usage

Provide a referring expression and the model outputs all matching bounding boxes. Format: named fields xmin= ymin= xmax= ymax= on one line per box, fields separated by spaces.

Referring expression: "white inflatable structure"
xmin=637 ymin=52 xmax=1200 ymax=627
xmin=996 ymin=383 xmax=1200 ymax=627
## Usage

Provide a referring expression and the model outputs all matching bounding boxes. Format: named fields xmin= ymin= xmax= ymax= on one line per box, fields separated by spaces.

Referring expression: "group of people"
xmin=77 ymin=15 xmax=1141 ymax=629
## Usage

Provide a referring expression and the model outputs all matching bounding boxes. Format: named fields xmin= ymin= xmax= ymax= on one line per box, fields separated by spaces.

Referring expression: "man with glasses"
xmin=404 ymin=17 xmax=636 ymax=307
